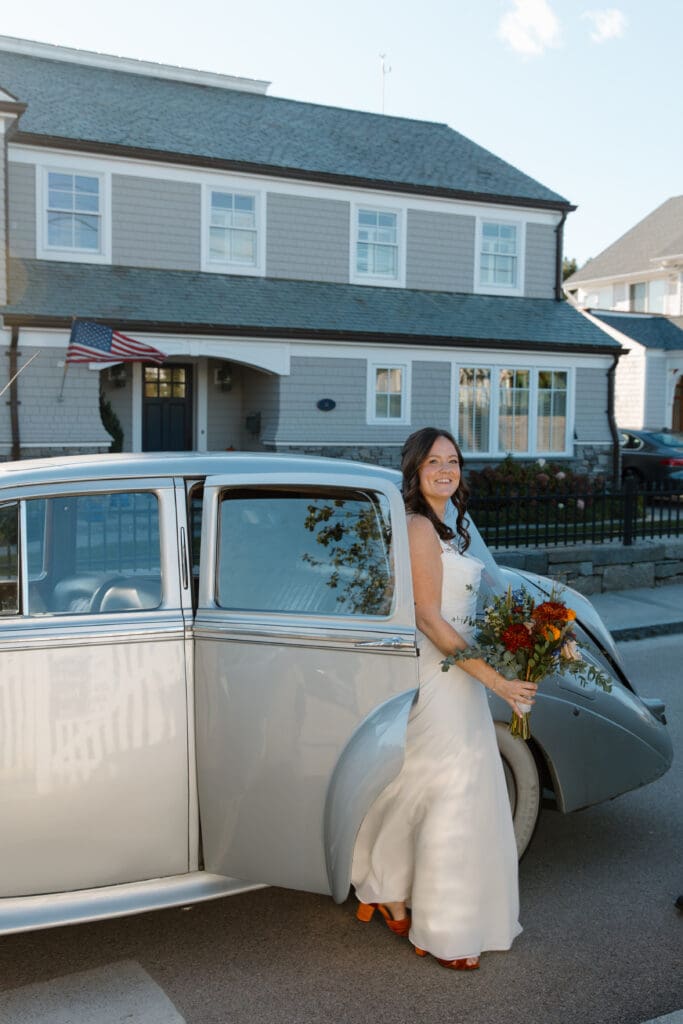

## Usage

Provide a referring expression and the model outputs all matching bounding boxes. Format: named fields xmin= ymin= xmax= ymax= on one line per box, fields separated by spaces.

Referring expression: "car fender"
xmin=323 ymin=689 xmax=416 ymax=903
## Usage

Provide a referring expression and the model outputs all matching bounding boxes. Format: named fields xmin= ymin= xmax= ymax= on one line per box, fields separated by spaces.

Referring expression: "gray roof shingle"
xmin=566 ymin=196 xmax=683 ymax=284
xmin=0 ymin=47 xmax=569 ymax=207
xmin=591 ymin=311 xmax=683 ymax=351
xmin=4 ymin=259 xmax=619 ymax=352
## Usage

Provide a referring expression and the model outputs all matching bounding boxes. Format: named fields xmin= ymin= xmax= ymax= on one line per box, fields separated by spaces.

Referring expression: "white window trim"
xmin=473 ymin=217 xmax=525 ymax=297
xmin=201 ymin=183 xmax=265 ymax=276
xmin=454 ymin=364 xmax=574 ymax=458
xmin=366 ymin=361 xmax=411 ymax=425
xmin=37 ymin=166 xmax=111 ymax=264
xmin=351 ymin=203 xmax=406 ymax=288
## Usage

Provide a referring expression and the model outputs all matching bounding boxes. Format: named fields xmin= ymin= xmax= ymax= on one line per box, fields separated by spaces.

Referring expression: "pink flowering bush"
xmin=467 ymin=456 xmax=610 ymax=525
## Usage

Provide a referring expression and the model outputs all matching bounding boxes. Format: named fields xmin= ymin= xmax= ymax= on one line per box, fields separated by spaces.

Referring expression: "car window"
xmin=26 ymin=491 xmax=162 ymax=615
xmin=216 ymin=487 xmax=394 ymax=616
xmin=0 ymin=502 xmax=19 ymax=616
xmin=650 ymin=432 xmax=683 ymax=448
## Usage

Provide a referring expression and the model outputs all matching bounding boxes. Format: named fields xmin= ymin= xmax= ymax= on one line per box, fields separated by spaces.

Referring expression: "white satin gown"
xmin=351 ymin=538 xmax=522 ymax=961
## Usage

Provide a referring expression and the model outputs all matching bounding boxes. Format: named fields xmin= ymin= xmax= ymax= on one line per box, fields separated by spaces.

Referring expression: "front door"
xmin=193 ymin=469 xmax=419 ymax=899
xmin=143 ymin=364 xmax=193 ymax=451
xmin=673 ymin=376 xmax=683 ymax=432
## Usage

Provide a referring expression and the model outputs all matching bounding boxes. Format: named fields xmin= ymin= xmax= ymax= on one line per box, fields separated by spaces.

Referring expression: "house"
xmin=0 ymin=36 xmax=621 ymax=473
xmin=564 ymin=197 xmax=683 ymax=431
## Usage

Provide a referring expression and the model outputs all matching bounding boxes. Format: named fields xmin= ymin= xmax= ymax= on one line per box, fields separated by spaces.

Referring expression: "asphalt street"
xmin=0 ymin=634 xmax=681 ymax=1024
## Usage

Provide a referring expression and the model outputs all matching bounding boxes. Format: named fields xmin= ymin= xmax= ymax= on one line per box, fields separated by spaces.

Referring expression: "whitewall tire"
xmin=495 ymin=721 xmax=541 ymax=859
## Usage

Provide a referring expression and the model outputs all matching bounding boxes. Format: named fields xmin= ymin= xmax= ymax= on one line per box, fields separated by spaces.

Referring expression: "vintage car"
xmin=0 ymin=452 xmax=673 ymax=935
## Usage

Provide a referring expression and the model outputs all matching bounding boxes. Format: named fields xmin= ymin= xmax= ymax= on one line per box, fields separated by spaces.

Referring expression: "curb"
xmin=610 ymin=621 xmax=683 ymax=642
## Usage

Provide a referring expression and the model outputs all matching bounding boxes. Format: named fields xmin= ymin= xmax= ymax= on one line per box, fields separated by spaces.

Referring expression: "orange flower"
xmin=533 ymin=601 xmax=571 ymax=624
xmin=566 ymin=609 xmax=577 ymax=621
xmin=543 ymin=625 xmax=561 ymax=641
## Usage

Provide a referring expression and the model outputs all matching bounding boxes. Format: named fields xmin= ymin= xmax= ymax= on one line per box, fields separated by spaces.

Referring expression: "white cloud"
xmin=498 ymin=0 xmax=561 ymax=56
xmin=582 ymin=8 xmax=627 ymax=43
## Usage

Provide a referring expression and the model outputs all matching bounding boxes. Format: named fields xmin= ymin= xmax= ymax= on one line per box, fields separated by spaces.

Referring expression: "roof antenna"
xmin=379 ymin=53 xmax=391 ymax=114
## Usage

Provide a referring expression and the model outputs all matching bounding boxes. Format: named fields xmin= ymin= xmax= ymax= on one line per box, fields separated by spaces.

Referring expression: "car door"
xmin=0 ymin=480 xmax=190 ymax=898
xmin=193 ymin=470 xmax=419 ymax=900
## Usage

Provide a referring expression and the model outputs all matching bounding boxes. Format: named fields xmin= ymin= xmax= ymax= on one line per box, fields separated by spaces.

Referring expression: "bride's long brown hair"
xmin=401 ymin=427 xmax=471 ymax=551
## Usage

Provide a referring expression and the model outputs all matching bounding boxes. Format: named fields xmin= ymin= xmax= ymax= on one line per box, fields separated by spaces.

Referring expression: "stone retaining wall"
xmin=494 ymin=538 xmax=683 ymax=595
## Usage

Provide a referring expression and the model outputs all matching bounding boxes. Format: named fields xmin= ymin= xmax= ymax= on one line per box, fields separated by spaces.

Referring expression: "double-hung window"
xmin=43 ymin=170 xmax=105 ymax=259
xmin=457 ymin=366 xmax=570 ymax=456
xmin=498 ymin=369 xmax=530 ymax=452
xmin=477 ymin=220 xmax=522 ymax=294
xmin=354 ymin=208 xmax=400 ymax=282
xmin=368 ymin=363 xmax=409 ymax=423
xmin=208 ymin=189 xmax=259 ymax=270
xmin=457 ymin=368 xmax=491 ymax=453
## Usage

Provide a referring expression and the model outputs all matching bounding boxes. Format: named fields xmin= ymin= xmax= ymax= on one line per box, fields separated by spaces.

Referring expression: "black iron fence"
xmin=470 ymin=478 xmax=683 ymax=549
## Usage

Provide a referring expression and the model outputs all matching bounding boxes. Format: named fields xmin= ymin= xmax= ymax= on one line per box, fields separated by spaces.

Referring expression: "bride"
xmin=351 ymin=427 xmax=537 ymax=970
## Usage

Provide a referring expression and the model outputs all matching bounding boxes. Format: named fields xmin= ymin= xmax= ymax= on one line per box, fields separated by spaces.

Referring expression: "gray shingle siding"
xmin=9 ymin=346 xmax=110 ymax=446
xmin=243 ymin=367 xmax=280 ymax=444
xmin=644 ymin=356 xmax=667 ymax=428
xmin=574 ymin=367 xmax=611 ymax=442
xmin=8 ymin=161 xmax=35 ymax=259
xmin=411 ymin=360 xmax=451 ymax=426
xmin=265 ymin=193 xmax=350 ymax=283
xmin=206 ymin=360 xmax=246 ymax=450
xmin=111 ymin=175 xmax=201 ymax=271
xmin=524 ymin=223 xmax=555 ymax=299
xmin=0 ymin=141 xmax=6 ymax=304
xmin=406 ymin=211 xmax=474 ymax=293
xmin=275 ymin=356 xmax=366 ymax=442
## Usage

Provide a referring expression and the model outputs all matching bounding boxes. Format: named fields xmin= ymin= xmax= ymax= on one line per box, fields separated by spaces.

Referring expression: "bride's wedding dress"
xmin=351 ymin=538 xmax=522 ymax=960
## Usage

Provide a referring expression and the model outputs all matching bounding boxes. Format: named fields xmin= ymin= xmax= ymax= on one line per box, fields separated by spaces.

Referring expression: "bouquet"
xmin=441 ymin=585 xmax=612 ymax=740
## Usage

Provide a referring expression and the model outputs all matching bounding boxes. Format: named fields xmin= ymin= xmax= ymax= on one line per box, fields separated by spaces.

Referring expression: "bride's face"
xmin=418 ymin=436 xmax=461 ymax=506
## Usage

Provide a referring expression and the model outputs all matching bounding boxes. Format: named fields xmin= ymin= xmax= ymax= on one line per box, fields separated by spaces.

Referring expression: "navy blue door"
xmin=142 ymin=364 xmax=193 ymax=451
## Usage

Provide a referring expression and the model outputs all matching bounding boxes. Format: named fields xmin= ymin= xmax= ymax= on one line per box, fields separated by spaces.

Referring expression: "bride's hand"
xmin=494 ymin=677 xmax=538 ymax=717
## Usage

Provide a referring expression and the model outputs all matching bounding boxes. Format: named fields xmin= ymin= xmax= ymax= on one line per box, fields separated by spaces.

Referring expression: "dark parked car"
xmin=619 ymin=429 xmax=683 ymax=487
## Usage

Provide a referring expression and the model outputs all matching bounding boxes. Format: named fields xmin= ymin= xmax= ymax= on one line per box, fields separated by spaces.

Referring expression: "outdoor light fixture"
xmin=108 ymin=365 xmax=127 ymax=388
xmin=214 ymin=365 xmax=234 ymax=392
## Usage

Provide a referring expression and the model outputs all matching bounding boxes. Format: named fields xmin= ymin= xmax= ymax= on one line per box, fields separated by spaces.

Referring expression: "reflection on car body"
xmin=619 ymin=429 xmax=683 ymax=488
xmin=0 ymin=452 xmax=673 ymax=935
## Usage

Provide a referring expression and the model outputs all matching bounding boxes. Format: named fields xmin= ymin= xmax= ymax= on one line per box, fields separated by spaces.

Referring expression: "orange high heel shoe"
xmin=415 ymin=947 xmax=480 ymax=970
xmin=356 ymin=902 xmax=411 ymax=937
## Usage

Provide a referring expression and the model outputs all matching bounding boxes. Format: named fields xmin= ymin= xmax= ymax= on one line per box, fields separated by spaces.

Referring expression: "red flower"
xmin=501 ymin=623 xmax=534 ymax=652
xmin=532 ymin=601 xmax=569 ymax=624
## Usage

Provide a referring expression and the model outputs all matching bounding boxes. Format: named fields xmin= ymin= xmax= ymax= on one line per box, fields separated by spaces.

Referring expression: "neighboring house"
xmin=564 ymin=197 xmax=683 ymax=431
xmin=0 ymin=36 xmax=620 ymax=473
xmin=582 ymin=312 xmax=683 ymax=432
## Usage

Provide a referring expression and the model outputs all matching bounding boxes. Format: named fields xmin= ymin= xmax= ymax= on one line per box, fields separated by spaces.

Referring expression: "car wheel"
xmin=495 ymin=722 xmax=541 ymax=859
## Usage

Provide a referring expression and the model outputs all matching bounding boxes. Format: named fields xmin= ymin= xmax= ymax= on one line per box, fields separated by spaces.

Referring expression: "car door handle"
xmin=354 ymin=635 xmax=412 ymax=649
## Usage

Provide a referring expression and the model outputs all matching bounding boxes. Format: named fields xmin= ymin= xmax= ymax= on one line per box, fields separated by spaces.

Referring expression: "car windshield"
xmin=647 ymin=432 xmax=683 ymax=448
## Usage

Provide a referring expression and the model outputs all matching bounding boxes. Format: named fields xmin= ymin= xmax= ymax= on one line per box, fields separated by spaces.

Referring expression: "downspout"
xmin=607 ymin=351 xmax=622 ymax=486
xmin=554 ymin=210 xmax=568 ymax=301
xmin=8 ymin=324 xmax=20 ymax=461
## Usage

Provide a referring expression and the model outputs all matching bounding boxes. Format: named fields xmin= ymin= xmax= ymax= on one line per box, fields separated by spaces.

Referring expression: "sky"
xmin=2 ymin=0 xmax=681 ymax=267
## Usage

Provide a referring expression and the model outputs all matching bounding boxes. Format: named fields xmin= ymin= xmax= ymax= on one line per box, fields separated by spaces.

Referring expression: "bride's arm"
xmin=407 ymin=515 xmax=537 ymax=715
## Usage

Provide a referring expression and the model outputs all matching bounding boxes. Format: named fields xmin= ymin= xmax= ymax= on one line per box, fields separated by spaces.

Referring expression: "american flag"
xmin=66 ymin=320 xmax=166 ymax=365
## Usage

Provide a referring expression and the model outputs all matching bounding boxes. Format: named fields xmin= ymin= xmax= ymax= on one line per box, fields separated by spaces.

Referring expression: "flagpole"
xmin=59 ymin=317 xmax=77 ymax=402
xmin=0 ymin=350 xmax=41 ymax=400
